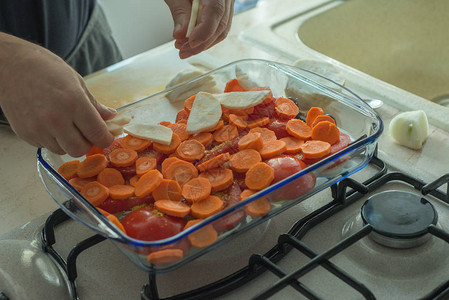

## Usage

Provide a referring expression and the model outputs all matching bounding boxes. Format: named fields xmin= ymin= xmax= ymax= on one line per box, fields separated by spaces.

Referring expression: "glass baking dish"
xmin=37 ymin=59 xmax=383 ymax=273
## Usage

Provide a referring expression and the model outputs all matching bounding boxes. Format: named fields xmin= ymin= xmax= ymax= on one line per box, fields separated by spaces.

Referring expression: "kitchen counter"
xmin=1 ymin=0 xmax=448 ymax=240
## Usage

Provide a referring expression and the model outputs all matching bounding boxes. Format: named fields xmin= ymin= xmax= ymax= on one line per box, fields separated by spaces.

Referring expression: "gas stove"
xmin=2 ymin=154 xmax=449 ymax=300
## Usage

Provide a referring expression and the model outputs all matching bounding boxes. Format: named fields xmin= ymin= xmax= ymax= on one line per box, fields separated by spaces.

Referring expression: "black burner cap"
xmin=361 ymin=190 xmax=438 ymax=239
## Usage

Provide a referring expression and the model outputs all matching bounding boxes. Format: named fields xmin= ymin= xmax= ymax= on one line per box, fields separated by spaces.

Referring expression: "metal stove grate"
xmin=40 ymin=156 xmax=449 ymax=300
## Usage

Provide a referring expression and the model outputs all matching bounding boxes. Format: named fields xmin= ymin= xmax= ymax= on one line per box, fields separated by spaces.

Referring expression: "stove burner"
xmin=361 ymin=190 xmax=438 ymax=249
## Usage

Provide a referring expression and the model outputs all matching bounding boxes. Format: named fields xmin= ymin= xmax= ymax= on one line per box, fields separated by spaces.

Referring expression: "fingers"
xmin=164 ymin=0 xmax=192 ymax=40
xmin=79 ymin=75 xmax=117 ymax=121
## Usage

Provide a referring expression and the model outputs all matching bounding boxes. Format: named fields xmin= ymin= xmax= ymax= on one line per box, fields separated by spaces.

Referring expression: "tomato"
xmin=266 ymin=155 xmax=316 ymax=201
xmin=213 ymin=182 xmax=245 ymax=232
xmin=266 ymin=120 xmax=289 ymax=139
xmin=98 ymin=195 xmax=154 ymax=214
xmin=175 ymin=109 xmax=189 ymax=122
xmin=249 ymin=99 xmax=276 ymax=120
xmin=122 ymin=207 xmax=186 ymax=242
xmin=301 ymin=132 xmax=351 ymax=165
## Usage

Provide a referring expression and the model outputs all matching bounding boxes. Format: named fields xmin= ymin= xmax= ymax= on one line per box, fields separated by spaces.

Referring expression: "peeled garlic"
xmin=389 ymin=110 xmax=428 ymax=150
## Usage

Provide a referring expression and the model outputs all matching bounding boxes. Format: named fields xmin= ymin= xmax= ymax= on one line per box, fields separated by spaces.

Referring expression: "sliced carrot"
xmin=240 ymin=189 xmax=257 ymax=200
xmin=228 ymin=149 xmax=262 ymax=173
xmin=311 ymin=115 xmax=336 ymax=128
xmin=190 ymin=195 xmax=224 ymax=219
xmin=128 ymin=175 xmax=140 ymax=187
xmin=80 ymin=181 xmax=109 ymax=206
xmin=153 ymin=133 xmax=181 ymax=154
xmin=147 ymin=248 xmax=183 ymax=265
xmin=109 ymin=184 xmax=135 ymax=200
xmin=184 ymin=219 xmax=218 ymax=248
xmin=168 ymin=122 xmax=190 ymax=141
xmin=249 ymin=127 xmax=277 ymax=143
xmin=182 ymin=177 xmax=211 ymax=202
xmin=184 ymin=94 xmax=196 ymax=113
xmin=238 ymin=132 xmax=263 ymax=150
xmin=197 ymin=152 xmax=231 ymax=172
xmin=228 ymin=114 xmax=248 ymax=130
xmin=97 ymin=167 xmax=125 ymax=187
xmin=164 ymin=160 xmax=198 ymax=186
xmin=286 ymin=119 xmax=312 ymax=140
xmin=205 ymin=120 xmax=224 ymax=132
xmin=224 ymin=78 xmax=247 ymax=92
xmin=245 ymin=162 xmax=274 ymax=191
xmin=96 ymin=208 xmax=127 ymax=234
xmin=58 ymin=160 xmax=80 ymax=180
xmin=86 ymin=145 xmax=104 ymax=156
xmin=274 ymin=97 xmax=299 ymax=119
xmin=213 ymin=125 xmax=238 ymax=144
xmin=159 ymin=120 xmax=172 ymax=127
xmin=77 ymin=154 xmax=108 ymax=178
xmin=190 ymin=132 xmax=213 ymax=148
xmin=306 ymin=107 xmax=324 ymax=127
xmin=135 ymin=157 xmax=157 ymax=176
xmin=258 ymin=139 xmax=287 ymax=159
xmin=134 ymin=169 xmax=163 ymax=197
xmin=199 ymin=167 xmax=234 ymax=192
xmin=222 ymin=107 xmax=248 ymax=122
xmin=250 ymin=86 xmax=273 ymax=104
xmin=247 ymin=117 xmax=270 ymax=129
xmin=120 ymin=134 xmax=151 ymax=152
xmin=152 ymin=179 xmax=183 ymax=201
xmin=161 ymin=156 xmax=181 ymax=177
xmin=245 ymin=197 xmax=271 ymax=218
xmin=300 ymin=140 xmax=331 ymax=159
xmin=69 ymin=177 xmax=95 ymax=192
xmin=280 ymin=136 xmax=305 ymax=154
xmin=155 ymin=199 xmax=191 ymax=218
xmin=175 ymin=139 xmax=205 ymax=162
xmin=311 ymin=121 xmax=341 ymax=145
xmin=109 ymin=148 xmax=138 ymax=167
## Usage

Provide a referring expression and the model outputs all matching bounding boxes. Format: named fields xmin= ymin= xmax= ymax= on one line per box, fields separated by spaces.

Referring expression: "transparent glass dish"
xmin=37 ymin=59 xmax=383 ymax=273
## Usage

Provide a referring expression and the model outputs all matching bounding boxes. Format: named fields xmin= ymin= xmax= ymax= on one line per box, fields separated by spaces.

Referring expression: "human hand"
xmin=164 ymin=0 xmax=235 ymax=59
xmin=0 ymin=33 xmax=116 ymax=157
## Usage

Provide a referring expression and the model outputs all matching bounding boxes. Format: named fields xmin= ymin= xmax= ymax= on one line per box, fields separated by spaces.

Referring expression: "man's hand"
xmin=165 ymin=0 xmax=235 ymax=59
xmin=0 ymin=33 xmax=116 ymax=157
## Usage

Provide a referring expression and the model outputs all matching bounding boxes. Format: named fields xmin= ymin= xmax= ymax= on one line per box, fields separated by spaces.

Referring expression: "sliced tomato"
xmin=266 ymin=120 xmax=290 ymax=139
xmin=213 ymin=182 xmax=246 ymax=232
xmin=301 ymin=132 xmax=351 ymax=165
xmin=249 ymin=99 xmax=276 ymax=120
xmin=175 ymin=109 xmax=189 ymax=122
xmin=98 ymin=195 xmax=154 ymax=214
xmin=266 ymin=155 xmax=316 ymax=201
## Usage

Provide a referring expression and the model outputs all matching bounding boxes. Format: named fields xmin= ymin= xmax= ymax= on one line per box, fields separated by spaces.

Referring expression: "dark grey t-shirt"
xmin=0 ymin=0 xmax=96 ymax=59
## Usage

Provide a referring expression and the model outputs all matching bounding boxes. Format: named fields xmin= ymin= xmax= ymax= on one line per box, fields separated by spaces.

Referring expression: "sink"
xmin=241 ymin=0 xmax=449 ymax=131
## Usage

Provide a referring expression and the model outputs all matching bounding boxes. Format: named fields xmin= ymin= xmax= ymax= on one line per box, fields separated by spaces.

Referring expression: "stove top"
xmin=2 ymin=156 xmax=449 ymax=300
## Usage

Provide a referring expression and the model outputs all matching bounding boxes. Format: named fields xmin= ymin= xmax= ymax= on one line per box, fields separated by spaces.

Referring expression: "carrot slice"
xmin=228 ymin=149 xmax=262 ymax=173
xmin=199 ymin=167 xmax=234 ymax=192
xmin=250 ymin=87 xmax=273 ymax=104
xmin=135 ymin=157 xmax=157 ymax=176
xmin=134 ymin=169 xmax=163 ymax=197
xmin=81 ymin=181 xmax=109 ymax=206
xmin=96 ymin=208 xmax=127 ymax=234
xmin=247 ymin=117 xmax=270 ymax=129
xmin=249 ymin=127 xmax=277 ymax=143
xmin=161 ymin=157 xmax=181 ymax=177
xmin=77 ymin=154 xmax=108 ymax=178
xmin=238 ymin=132 xmax=263 ymax=151
xmin=240 ymin=188 xmax=257 ymax=200
xmin=274 ymin=97 xmax=299 ymax=119
xmin=86 ymin=145 xmax=104 ymax=156
xmin=311 ymin=115 xmax=336 ymax=128
xmin=164 ymin=160 xmax=198 ymax=186
xmin=190 ymin=195 xmax=224 ymax=219
xmin=190 ymin=132 xmax=213 ymax=148
xmin=168 ymin=122 xmax=190 ymax=141
xmin=184 ymin=219 xmax=218 ymax=248
xmin=224 ymin=78 xmax=247 ymax=92
xmin=175 ymin=139 xmax=205 ymax=162
xmin=109 ymin=148 xmax=138 ymax=167
xmin=184 ymin=94 xmax=196 ymax=113
xmin=258 ymin=139 xmax=287 ymax=159
xmin=300 ymin=140 xmax=331 ymax=159
xmin=311 ymin=121 xmax=341 ymax=145
xmin=128 ymin=175 xmax=139 ymax=187
xmin=109 ymin=184 xmax=135 ymax=200
xmin=205 ymin=120 xmax=224 ymax=132
xmin=213 ymin=125 xmax=238 ymax=144
xmin=286 ymin=119 xmax=312 ymax=140
xmin=97 ymin=167 xmax=125 ymax=187
xmin=222 ymin=107 xmax=248 ymax=122
xmin=155 ymin=199 xmax=191 ymax=218
xmin=228 ymin=114 xmax=248 ymax=130
xmin=159 ymin=120 xmax=171 ymax=127
xmin=306 ymin=107 xmax=324 ymax=127
xmin=182 ymin=177 xmax=211 ymax=202
xmin=120 ymin=134 xmax=151 ymax=152
xmin=245 ymin=197 xmax=271 ymax=218
xmin=152 ymin=179 xmax=183 ymax=201
xmin=245 ymin=162 xmax=274 ymax=191
xmin=58 ymin=160 xmax=80 ymax=180
xmin=147 ymin=248 xmax=183 ymax=265
xmin=69 ymin=177 xmax=95 ymax=192
xmin=197 ymin=152 xmax=231 ymax=172
xmin=280 ymin=136 xmax=305 ymax=154
xmin=153 ymin=133 xmax=181 ymax=154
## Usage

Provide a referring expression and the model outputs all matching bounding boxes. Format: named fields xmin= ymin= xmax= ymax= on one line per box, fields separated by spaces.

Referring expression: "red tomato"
xmin=249 ymin=99 xmax=276 ymax=120
xmin=213 ymin=182 xmax=245 ymax=232
xmin=266 ymin=120 xmax=290 ymax=139
xmin=266 ymin=155 xmax=316 ymax=201
xmin=121 ymin=207 xmax=186 ymax=242
xmin=98 ymin=195 xmax=154 ymax=214
xmin=175 ymin=109 xmax=189 ymax=122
